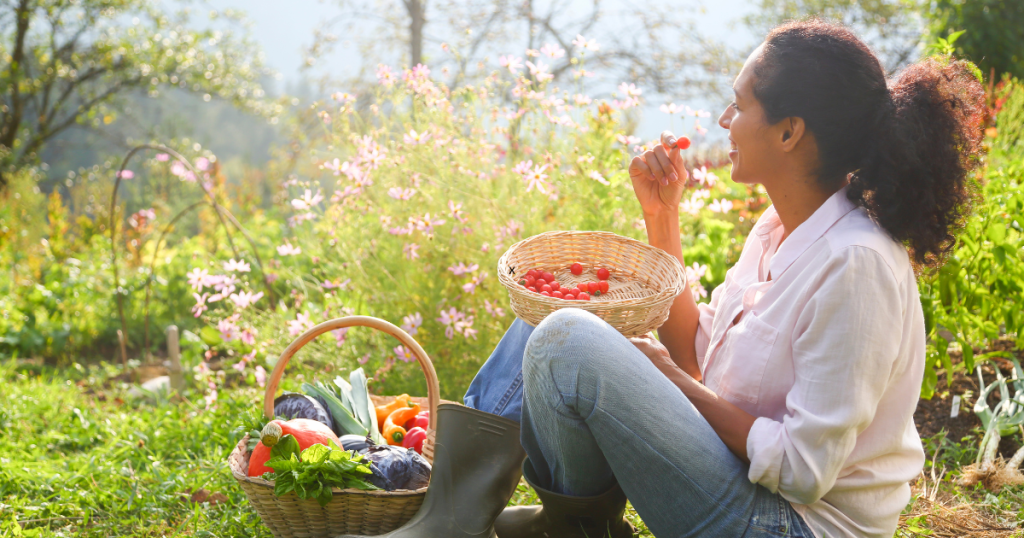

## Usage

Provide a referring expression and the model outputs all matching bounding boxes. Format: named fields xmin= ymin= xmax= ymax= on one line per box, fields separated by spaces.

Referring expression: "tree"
xmin=0 ymin=0 xmax=280 ymax=188
xmin=743 ymin=0 xmax=927 ymax=73
xmin=927 ymin=0 xmax=1024 ymax=80
xmin=304 ymin=0 xmax=738 ymax=101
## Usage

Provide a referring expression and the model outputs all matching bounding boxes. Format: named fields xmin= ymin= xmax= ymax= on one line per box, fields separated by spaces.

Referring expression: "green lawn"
xmin=1 ymin=359 xmax=1019 ymax=537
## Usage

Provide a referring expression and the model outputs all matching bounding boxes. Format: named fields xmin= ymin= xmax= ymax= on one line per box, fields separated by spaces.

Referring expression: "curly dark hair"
xmin=753 ymin=20 xmax=986 ymax=268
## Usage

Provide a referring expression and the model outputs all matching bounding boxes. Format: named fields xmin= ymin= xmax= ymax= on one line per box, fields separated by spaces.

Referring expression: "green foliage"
xmin=742 ymin=0 xmax=926 ymax=71
xmin=264 ymin=438 xmax=378 ymax=507
xmin=926 ymin=0 xmax=1024 ymax=80
xmin=917 ymin=100 xmax=1024 ymax=399
xmin=0 ymin=0 xmax=281 ymax=179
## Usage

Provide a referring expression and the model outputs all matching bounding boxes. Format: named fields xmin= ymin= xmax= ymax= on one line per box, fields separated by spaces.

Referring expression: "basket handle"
xmin=263 ymin=316 xmax=441 ymax=434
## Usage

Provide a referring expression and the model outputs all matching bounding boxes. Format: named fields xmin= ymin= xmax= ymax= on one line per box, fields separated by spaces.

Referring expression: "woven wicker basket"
xmin=497 ymin=231 xmax=687 ymax=337
xmin=229 ymin=315 xmax=452 ymax=537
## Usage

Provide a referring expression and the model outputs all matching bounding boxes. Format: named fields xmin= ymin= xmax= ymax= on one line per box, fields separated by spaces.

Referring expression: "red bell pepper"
xmin=403 ymin=411 xmax=429 ymax=431
xmin=402 ymin=426 xmax=427 ymax=454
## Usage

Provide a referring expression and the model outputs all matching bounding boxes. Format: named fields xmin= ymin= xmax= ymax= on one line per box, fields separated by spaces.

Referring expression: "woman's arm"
xmin=628 ymin=132 xmax=703 ymax=378
xmin=631 ymin=336 xmax=755 ymax=462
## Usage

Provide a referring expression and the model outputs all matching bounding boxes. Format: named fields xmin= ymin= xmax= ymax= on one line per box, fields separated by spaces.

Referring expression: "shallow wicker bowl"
xmin=497 ymin=231 xmax=687 ymax=337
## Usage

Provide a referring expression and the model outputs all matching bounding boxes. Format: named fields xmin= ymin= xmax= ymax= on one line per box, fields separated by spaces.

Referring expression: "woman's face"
xmin=718 ymin=45 xmax=782 ymax=185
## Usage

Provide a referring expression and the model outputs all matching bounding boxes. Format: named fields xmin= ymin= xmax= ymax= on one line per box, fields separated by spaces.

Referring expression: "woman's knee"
xmin=523 ymin=308 xmax=629 ymax=375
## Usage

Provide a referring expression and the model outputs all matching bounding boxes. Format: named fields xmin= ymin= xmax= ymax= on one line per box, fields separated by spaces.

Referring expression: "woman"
xmin=344 ymin=19 xmax=985 ymax=538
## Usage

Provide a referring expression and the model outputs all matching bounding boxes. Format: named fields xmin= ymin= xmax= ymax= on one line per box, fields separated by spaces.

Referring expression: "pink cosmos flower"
xmin=377 ymin=64 xmax=395 ymax=86
xmin=573 ymin=94 xmax=593 ymax=105
xmin=686 ymin=106 xmax=712 ymax=118
xmin=288 ymin=313 xmax=313 ymax=336
xmin=588 ymin=170 xmax=610 ymax=186
xmin=195 ymin=157 xmax=210 ymax=171
xmin=187 ymin=268 xmax=211 ymax=291
xmin=572 ymin=69 xmax=595 ymax=79
xmin=291 ymin=189 xmax=325 ymax=210
xmin=448 ymin=200 xmax=468 ymax=223
xmin=462 ymin=272 xmax=488 ymax=294
xmin=616 ymin=134 xmax=641 ymax=146
xmin=218 ymin=318 xmax=239 ymax=341
xmin=255 ymin=365 xmax=267 ymax=387
xmin=401 ymin=313 xmax=423 ymax=335
xmin=277 ymin=242 xmax=302 ymax=256
xmin=691 ymin=166 xmax=718 ymax=188
xmin=513 ymin=160 xmax=533 ymax=176
xmin=403 ymin=243 xmax=420 ymax=260
xmin=659 ymin=103 xmax=682 ymax=115
xmin=331 ymin=92 xmax=357 ymax=104
xmin=484 ymin=300 xmax=506 ymax=318
xmin=572 ymin=34 xmax=599 ymax=51
xmin=694 ymin=119 xmax=708 ymax=137
xmin=192 ymin=292 xmax=210 ymax=317
xmin=156 ymin=153 xmax=170 ymax=162
xmin=358 ymin=353 xmax=371 ymax=365
xmin=322 ymin=278 xmax=351 ymax=290
xmin=540 ymin=43 xmax=566 ymax=59
xmin=240 ymin=329 xmax=256 ymax=346
xmin=388 ymin=187 xmax=417 ymax=200
xmin=332 ymin=327 xmax=349 ymax=347
xmin=403 ymin=129 xmax=431 ymax=145
xmin=230 ymin=290 xmax=264 ymax=309
xmin=618 ymin=83 xmax=642 ymax=98
xmin=223 ymin=259 xmax=251 ymax=272
xmin=118 ymin=170 xmax=135 ymax=180
xmin=525 ymin=61 xmax=553 ymax=82
xmin=448 ymin=262 xmax=479 ymax=276
xmin=499 ymin=55 xmax=523 ymax=74
xmin=394 ymin=345 xmax=415 ymax=363
xmin=524 ymin=165 xmax=550 ymax=194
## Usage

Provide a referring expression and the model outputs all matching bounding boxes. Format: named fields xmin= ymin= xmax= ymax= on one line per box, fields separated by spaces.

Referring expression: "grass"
xmin=1 ymin=358 xmax=1020 ymax=537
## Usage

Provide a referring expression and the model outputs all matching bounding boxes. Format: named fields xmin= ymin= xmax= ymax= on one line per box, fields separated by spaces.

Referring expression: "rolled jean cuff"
xmin=463 ymin=318 xmax=535 ymax=422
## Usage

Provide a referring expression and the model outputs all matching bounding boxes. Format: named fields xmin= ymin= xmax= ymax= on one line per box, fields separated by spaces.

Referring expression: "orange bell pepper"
xmin=382 ymin=403 xmax=422 ymax=445
xmin=375 ymin=394 xmax=414 ymax=429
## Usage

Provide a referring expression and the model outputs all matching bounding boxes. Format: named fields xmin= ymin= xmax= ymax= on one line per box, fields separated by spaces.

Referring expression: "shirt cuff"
xmin=747 ymin=416 xmax=786 ymax=493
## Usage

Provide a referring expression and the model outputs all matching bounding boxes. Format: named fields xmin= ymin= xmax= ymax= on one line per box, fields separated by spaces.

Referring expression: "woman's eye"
xmin=730 ymin=102 xmax=739 ymax=110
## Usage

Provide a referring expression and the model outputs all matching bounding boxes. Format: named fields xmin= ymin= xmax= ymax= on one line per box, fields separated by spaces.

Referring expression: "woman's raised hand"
xmin=629 ymin=131 xmax=689 ymax=217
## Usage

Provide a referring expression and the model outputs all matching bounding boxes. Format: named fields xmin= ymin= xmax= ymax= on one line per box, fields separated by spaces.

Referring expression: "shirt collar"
xmin=767 ymin=185 xmax=857 ymax=280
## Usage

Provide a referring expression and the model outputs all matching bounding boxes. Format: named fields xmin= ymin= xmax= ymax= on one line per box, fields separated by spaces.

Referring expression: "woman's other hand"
xmin=629 ymin=334 xmax=678 ymax=374
xmin=629 ymin=131 xmax=689 ymax=217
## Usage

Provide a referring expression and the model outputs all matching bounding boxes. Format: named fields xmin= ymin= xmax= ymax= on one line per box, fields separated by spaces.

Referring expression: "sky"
xmin=204 ymin=0 xmax=761 ymax=141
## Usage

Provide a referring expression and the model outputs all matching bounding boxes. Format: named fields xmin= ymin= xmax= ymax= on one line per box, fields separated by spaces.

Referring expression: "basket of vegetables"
xmin=498 ymin=231 xmax=687 ymax=337
xmin=228 ymin=316 xmax=451 ymax=538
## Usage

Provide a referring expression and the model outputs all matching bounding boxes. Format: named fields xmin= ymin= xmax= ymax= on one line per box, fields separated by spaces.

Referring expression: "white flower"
xmin=277 ymin=242 xmax=302 ymax=256
xmin=290 ymin=189 xmax=324 ymax=211
xmin=223 ymin=259 xmax=251 ymax=272
xmin=588 ymin=170 xmax=610 ymax=186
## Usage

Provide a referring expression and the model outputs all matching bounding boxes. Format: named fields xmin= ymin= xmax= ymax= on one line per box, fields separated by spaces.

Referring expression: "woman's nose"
xmin=718 ymin=107 xmax=732 ymax=130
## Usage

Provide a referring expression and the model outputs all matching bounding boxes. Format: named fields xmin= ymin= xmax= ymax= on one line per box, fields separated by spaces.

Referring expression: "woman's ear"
xmin=780 ymin=117 xmax=806 ymax=152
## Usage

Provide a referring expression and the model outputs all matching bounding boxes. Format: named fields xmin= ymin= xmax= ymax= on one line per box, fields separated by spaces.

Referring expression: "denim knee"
xmin=524 ymin=308 xmax=607 ymax=369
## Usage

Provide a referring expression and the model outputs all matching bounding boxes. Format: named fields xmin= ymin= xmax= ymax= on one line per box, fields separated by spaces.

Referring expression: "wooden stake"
xmin=117 ymin=329 xmax=128 ymax=370
xmin=167 ymin=325 xmax=183 ymax=392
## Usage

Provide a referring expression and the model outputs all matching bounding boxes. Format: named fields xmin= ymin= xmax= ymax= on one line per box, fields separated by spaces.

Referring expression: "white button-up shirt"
xmin=694 ymin=186 xmax=925 ymax=538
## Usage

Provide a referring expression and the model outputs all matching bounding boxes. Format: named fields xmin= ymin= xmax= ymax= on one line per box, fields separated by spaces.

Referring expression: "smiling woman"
xmin=334 ymin=18 xmax=987 ymax=538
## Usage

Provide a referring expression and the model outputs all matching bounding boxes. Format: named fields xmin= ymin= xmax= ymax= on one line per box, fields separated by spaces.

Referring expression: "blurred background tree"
xmin=926 ymin=0 xmax=1024 ymax=80
xmin=0 ymin=0 xmax=279 ymax=190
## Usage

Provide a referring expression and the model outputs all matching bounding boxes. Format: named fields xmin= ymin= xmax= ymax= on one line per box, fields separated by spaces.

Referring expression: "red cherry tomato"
xmin=550 ymin=281 xmax=560 ymax=292
xmin=587 ymin=281 xmax=599 ymax=293
xmin=528 ymin=286 xmax=538 ymax=293
xmin=552 ymin=290 xmax=564 ymax=299
xmin=540 ymin=291 xmax=551 ymax=297
xmin=564 ymin=290 xmax=577 ymax=300
xmin=525 ymin=275 xmax=537 ymax=287
xmin=534 ymin=278 xmax=547 ymax=288
xmin=541 ymin=271 xmax=554 ymax=283
xmin=527 ymin=269 xmax=540 ymax=279
xmin=541 ymin=284 xmax=553 ymax=293
xmin=597 ymin=268 xmax=610 ymax=280
xmin=676 ymin=136 xmax=691 ymax=150
xmin=577 ymin=283 xmax=588 ymax=292
xmin=598 ymin=281 xmax=609 ymax=294
xmin=570 ymin=263 xmax=583 ymax=275
xmin=578 ymin=292 xmax=590 ymax=301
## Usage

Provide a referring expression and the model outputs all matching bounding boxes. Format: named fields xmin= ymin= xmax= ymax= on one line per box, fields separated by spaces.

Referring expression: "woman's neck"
xmin=763 ymin=175 xmax=844 ymax=244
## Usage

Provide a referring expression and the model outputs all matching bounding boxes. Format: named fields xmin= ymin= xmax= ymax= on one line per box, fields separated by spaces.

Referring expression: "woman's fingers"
xmin=651 ymin=145 xmax=677 ymax=184
xmin=629 ymin=155 xmax=654 ymax=182
xmin=660 ymin=131 xmax=688 ymax=182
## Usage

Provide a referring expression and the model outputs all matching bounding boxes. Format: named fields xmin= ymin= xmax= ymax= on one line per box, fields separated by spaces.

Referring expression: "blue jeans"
xmin=464 ymin=310 xmax=815 ymax=538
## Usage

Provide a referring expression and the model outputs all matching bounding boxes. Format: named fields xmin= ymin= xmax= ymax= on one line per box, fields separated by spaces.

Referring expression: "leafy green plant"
xmin=263 ymin=435 xmax=378 ymax=507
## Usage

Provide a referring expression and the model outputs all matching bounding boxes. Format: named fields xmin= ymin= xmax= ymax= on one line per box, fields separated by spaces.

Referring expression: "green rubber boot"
xmin=494 ymin=458 xmax=634 ymax=538
xmin=338 ymin=403 xmax=526 ymax=538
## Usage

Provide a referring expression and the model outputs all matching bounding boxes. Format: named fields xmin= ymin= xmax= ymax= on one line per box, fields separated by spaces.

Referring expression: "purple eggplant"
xmin=273 ymin=392 xmax=334 ymax=431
